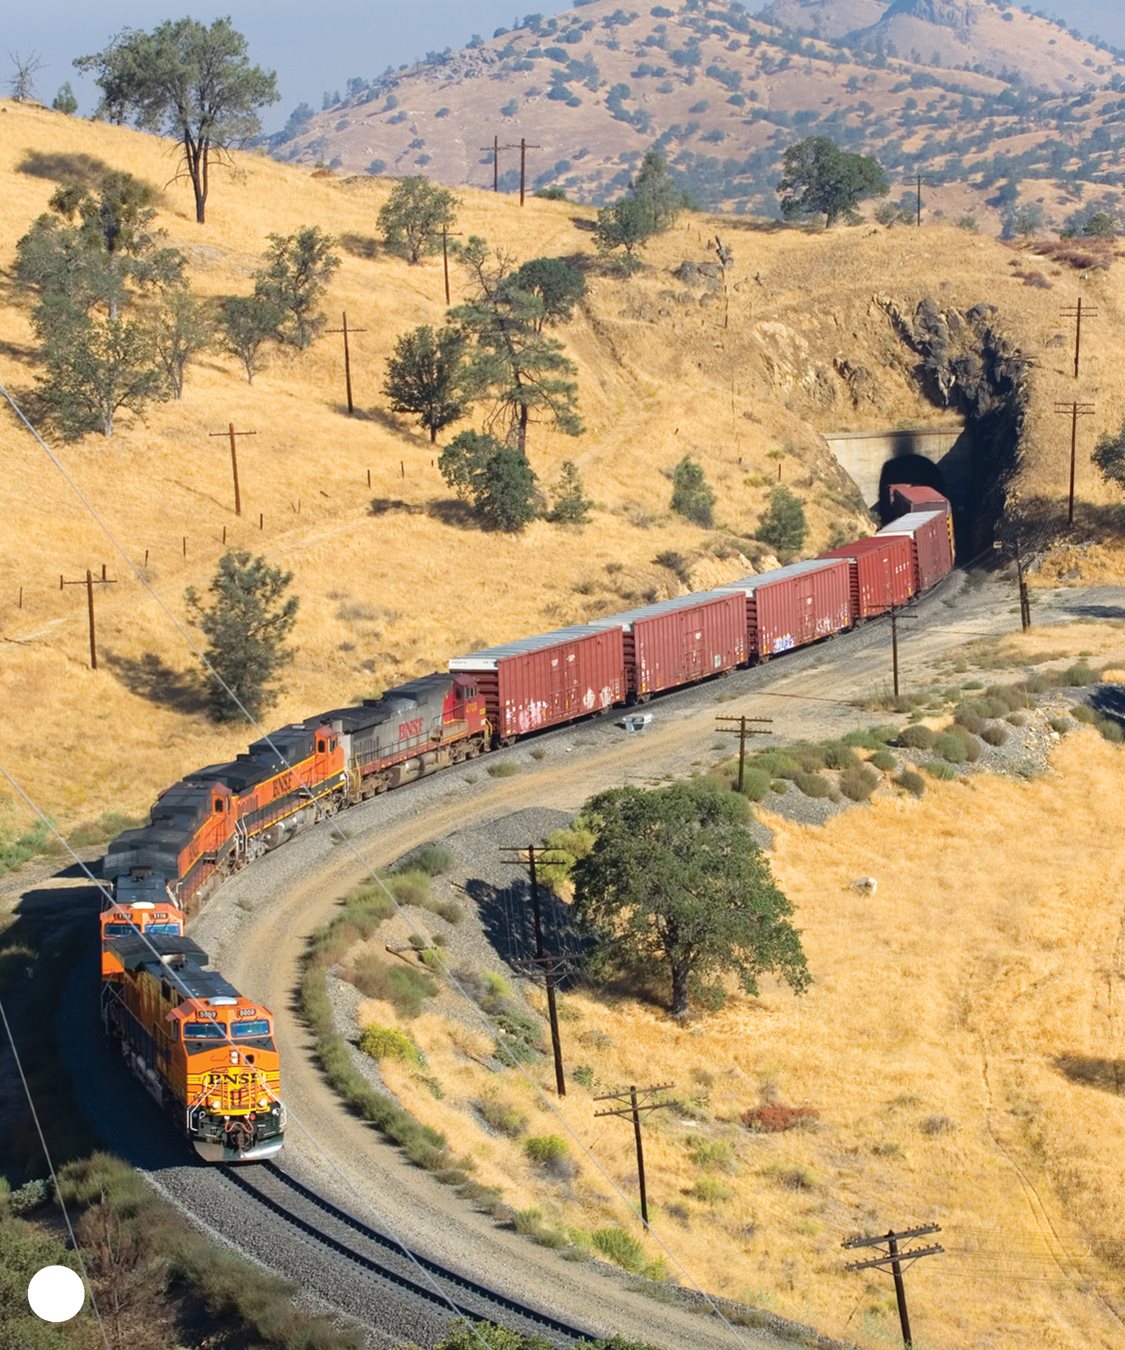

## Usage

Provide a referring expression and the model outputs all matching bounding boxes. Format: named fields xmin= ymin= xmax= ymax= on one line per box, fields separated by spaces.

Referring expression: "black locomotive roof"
xmin=190 ymin=724 xmax=316 ymax=792
xmin=109 ymin=933 xmax=208 ymax=971
xmin=103 ymin=826 xmax=190 ymax=879
xmin=310 ymin=673 xmax=453 ymax=735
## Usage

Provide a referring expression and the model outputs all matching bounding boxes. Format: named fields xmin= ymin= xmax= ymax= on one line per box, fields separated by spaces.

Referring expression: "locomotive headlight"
xmin=257 ymin=1095 xmax=268 ymax=1107
xmin=229 ymin=1050 xmax=238 ymax=1064
xmin=209 ymin=1098 xmax=221 ymax=1110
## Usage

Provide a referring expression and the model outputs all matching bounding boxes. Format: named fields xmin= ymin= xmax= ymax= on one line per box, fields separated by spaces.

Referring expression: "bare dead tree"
xmin=8 ymin=49 xmax=44 ymax=102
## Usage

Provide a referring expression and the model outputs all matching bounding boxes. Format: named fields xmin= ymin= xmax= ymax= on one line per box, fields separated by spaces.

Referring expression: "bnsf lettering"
xmin=204 ymin=1072 xmax=256 ymax=1086
xmin=398 ymin=717 xmax=425 ymax=739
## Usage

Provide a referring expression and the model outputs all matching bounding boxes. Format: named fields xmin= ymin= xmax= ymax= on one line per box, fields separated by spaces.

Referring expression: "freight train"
xmin=100 ymin=487 xmax=953 ymax=1160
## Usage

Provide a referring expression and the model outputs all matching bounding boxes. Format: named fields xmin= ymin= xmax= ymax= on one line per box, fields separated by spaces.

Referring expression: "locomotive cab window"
xmin=183 ymin=1022 xmax=227 ymax=1040
xmin=317 ymin=739 xmax=326 ymax=753
xmin=232 ymin=1018 xmax=271 ymax=1039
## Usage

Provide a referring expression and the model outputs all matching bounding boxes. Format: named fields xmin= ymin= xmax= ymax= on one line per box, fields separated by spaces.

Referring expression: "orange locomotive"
xmin=102 ymin=930 xmax=285 ymax=1162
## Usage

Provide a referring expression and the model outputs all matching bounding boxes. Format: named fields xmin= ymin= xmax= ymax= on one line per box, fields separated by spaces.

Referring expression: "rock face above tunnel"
xmin=876 ymin=296 xmax=1031 ymax=558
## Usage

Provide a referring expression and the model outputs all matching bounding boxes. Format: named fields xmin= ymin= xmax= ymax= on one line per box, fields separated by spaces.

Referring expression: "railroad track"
xmin=223 ymin=1161 xmax=598 ymax=1347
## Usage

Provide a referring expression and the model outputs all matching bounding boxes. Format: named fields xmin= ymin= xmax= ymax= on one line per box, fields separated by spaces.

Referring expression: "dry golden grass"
xmin=375 ymin=733 xmax=1125 ymax=1349
xmin=2 ymin=96 xmax=1125 ymax=835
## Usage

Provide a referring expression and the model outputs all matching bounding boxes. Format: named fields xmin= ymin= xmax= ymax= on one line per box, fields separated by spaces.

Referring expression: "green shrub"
xmin=793 ymin=770 xmax=831 ymax=798
xmin=924 ymin=760 xmax=958 ymax=780
xmin=7 ymin=1178 xmax=50 ymax=1215
xmin=981 ymin=696 xmax=1010 ymax=718
xmin=1007 ymin=711 xmax=1029 ymax=726
xmin=592 ymin=1226 xmax=647 ymax=1273
xmin=947 ymin=724 xmax=981 ymax=762
xmin=842 ymin=726 xmax=896 ymax=749
xmin=572 ymin=1064 xmax=595 ymax=1089
xmin=954 ymin=708 xmax=986 ymax=735
xmin=690 ymin=1138 xmax=736 ymax=1172
xmin=897 ymin=724 xmax=936 ymax=750
xmin=1049 ymin=716 xmax=1072 ymax=734
xmin=822 ymin=742 xmax=860 ymax=771
xmin=770 ymin=779 xmax=789 ymax=794
xmin=895 ymin=768 xmax=925 ymax=796
xmin=348 ymin=953 xmax=437 ymax=1017
xmin=358 ymin=1024 xmax=422 ymax=1067
xmin=791 ymin=742 xmax=828 ymax=771
xmin=477 ymin=1096 xmax=528 ymax=1137
xmin=525 ymin=1134 xmax=569 ymax=1166
xmin=487 ymin=760 xmax=522 ymax=777
xmin=839 ymin=764 xmax=879 ymax=801
xmin=1064 ymin=663 xmax=1099 ymax=686
xmin=751 ymin=750 xmax=801 ymax=779
xmin=0 ymin=819 xmax=52 ymax=875
xmin=870 ymin=748 xmax=897 ymax=772
xmin=1098 ymin=718 xmax=1124 ymax=744
xmin=383 ymin=868 xmax=432 ymax=907
xmin=494 ymin=1007 xmax=545 ymax=1065
xmin=691 ymin=1176 xmax=732 ymax=1204
xmin=933 ymin=732 xmax=967 ymax=764
xmin=980 ymin=723 xmax=1008 ymax=746
xmin=737 ymin=767 xmax=772 ymax=802
xmin=410 ymin=844 xmax=454 ymax=875
xmin=1070 ymin=704 xmax=1098 ymax=724
xmin=1026 ymin=674 xmax=1050 ymax=694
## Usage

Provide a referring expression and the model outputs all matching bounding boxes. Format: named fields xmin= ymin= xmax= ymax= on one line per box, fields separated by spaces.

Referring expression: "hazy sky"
xmin=7 ymin=2 xmax=1125 ymax=132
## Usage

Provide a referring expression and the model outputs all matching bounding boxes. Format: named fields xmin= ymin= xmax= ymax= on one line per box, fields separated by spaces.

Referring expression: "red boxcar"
xmin=587 ymin=590 xmax=747 ymax=699
xmin=449 ymin=625 xmax=626 ymax=742
xmin=877 ymin=510 xmax=954 ymax=593
xmin=888 ymin=483 xmax=949 ymax=519
xmin=717 ymin=559 xmax=852 ymax=660
xmin=818 ymin=535 xmax=916 ymax=617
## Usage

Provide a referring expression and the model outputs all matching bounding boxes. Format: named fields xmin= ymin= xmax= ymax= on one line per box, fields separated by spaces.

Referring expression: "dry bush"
xmin=741 ymin=1103 xmax=820 ymax=1133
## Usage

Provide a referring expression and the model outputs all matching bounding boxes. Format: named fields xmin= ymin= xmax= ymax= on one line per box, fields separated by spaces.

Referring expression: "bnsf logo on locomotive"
xmin=398 ymin=716 xmax=425 ymax=739
xmin=204 ymin=1071 xmax=256 ymax=1086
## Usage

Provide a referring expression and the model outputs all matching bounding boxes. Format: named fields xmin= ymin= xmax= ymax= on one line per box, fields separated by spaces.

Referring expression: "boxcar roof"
xmin=714 ymin=558 xmax=843 ymax=595
xmin=585 ymin=589 xmax=741 ymax=630
xmin=876 ymin=510 xmax=946 ymax=534
xmin=449 ymin=624 xmax=613 ymax=670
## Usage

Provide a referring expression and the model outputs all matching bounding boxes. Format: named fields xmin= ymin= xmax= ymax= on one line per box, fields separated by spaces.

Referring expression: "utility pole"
xmin=500 ymin=845 xmax=567 ymax=1096
xmin=479 ymin=136 xmax=515 ymax=192
xmin=906 ymin=171 xmax=937 ymax=227
xmin=1054 ymin=400 xmax=1095 ymax=525
xmin=888 ymin=603 xmax=918 ymax=699
xmin=994 ymin=537 xmax=1031 ymax=631
xmin=594 ymin=1085 xmax=673 ymax=1226
xmin=517 ymin=137 xmax=541 ymax=206
xmin=208 ymin=423 xmax=255 ymax=516
xmin=60 ymin=568 xmax=117 ymax=669
xmin=843 ymin=1224 xmax=943 ymax=1350
xmin=326 ymin=313 xmax=367 ymax=415
xmin=440 ymin=226 xmax=464 ymax=305
xmin=1060 ymin=297 xmax=1097 ymax=380
xmin=714 ymin=714 xmax=772 ymax=792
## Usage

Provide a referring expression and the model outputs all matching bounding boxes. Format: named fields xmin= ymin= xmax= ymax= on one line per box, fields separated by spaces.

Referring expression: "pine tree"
xmin=548 ymin=460 xmax=592 ymax=524
xmin=185 ymin=551 xmax=299 ymax=721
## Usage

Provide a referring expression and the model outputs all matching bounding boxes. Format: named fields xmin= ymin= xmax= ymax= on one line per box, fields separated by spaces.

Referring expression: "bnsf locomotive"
xmin=101 ymin=489 xmax=953 ymax=1161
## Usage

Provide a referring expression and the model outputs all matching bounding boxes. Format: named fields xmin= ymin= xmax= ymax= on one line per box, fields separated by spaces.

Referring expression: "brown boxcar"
xmin=716 ymin=559 xmax=852 ymax=660
xmin=888 ymin=483 xmax=949 ymax=518
xmin=448 ymin=625 xmax=626 ymax=742
xmin=818 ymin=535 xmax=916 ymax=617
xmin=587 ymin=590 xmax=747 ymax=699
xmin=877 ymin=509 xmax=954 ymax=593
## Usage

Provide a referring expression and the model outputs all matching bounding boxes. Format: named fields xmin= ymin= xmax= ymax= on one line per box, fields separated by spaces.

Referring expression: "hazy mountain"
xmin=268 ymin=0 xmax=1125 ymax=230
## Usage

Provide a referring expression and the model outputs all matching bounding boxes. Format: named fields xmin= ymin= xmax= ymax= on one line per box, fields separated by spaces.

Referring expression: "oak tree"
xmin=777 ymin=136 xmax=888 ymax=227
xmin=75 ymin=19 xmax=279 ymax=224
xmin=384 ymin=324 xmax=474 ymax=442
xmin=377 ymin=177 xmax=458 ymax=264
xmin=252 ymin=226 xmax=339 ymax=350
xmin=571 ymin=784 xmax=809 ymax=1017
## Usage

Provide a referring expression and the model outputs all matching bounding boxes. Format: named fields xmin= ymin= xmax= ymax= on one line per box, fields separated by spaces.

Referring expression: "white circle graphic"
xmin=27 ymin=1265 xmax=85 ymax=1322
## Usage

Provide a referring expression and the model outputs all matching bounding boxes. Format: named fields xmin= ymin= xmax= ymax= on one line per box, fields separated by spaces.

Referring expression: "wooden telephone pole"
xmin=326 ymin=313 xmax=367 ymax=415
xmin=1060 ymin=297 xmax=1097 ymax=379
xmin=994 ymin=536 xmax=1031 ymax=631
xmin=60 ymin=568 xmax=117 ymax=669
xmin=1054 ymin=400 xmax=1095 ymax=525
xmin=440 ymin=226 xmax=463 ymax=305
xmin=714 ymin=714 xmax=772 ymax=792
xmin=844 ymin=1224 xmax=942 ymax=1349
xmin=517 ymin=137 xmax=541 ymax=206
xmin=888 ymin=603 xmax=919 ymax=699
xmin=208 ymin=423 xmax=255 ymax=516
xmin=500 ymin=844 xmax=568 ymax=1096
xmin=480 ymin=135 xmax=515 ymax=192
xmin=594 ymin=1084 xmax=673 ymax=1225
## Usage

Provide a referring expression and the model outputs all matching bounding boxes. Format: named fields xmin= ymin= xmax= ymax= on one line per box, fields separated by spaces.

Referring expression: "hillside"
xmin=2 ymin=98 xmax=1125 ymax=833
xmin=269 ymin=0 xmax=1125 ymax=232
